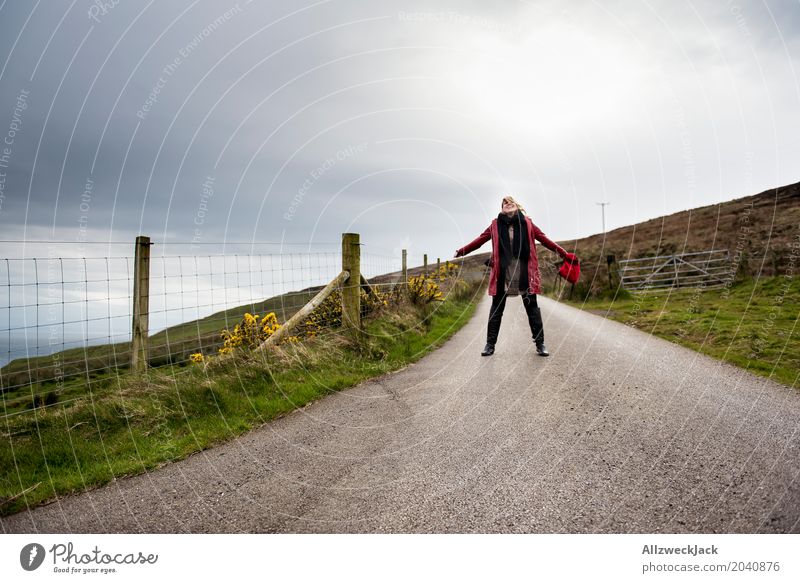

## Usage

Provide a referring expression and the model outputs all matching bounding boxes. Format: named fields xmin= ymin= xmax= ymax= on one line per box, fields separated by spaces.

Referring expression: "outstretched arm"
xmin=455 ymin=226 xmax=491 ymax=257
xmin=532 ymin=223 xmax=569 ymax=258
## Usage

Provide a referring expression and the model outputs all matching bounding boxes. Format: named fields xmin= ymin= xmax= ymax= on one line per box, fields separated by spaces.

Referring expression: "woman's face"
xmin=502 ymin=199 xmax=518 ymax=216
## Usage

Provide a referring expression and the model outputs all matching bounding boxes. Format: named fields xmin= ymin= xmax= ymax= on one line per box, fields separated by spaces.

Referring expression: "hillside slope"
xmin=550 ymin=181 xmax=799 ymax=295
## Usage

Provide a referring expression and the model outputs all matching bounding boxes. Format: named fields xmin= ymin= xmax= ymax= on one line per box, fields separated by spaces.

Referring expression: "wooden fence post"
xmin=402 ymin=249 xmax=407 ymax=284
xmin=341 ymin=233 xmax=361 ymax=341
xmin=423 ymin=254 xmax=428 ymax=276
xmin=131 ymin=235 xmax=151 ymax=373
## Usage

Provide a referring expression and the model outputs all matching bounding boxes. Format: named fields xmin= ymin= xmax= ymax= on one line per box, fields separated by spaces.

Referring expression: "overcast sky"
xmin=0 ymin=0 xmax=798 ymax=264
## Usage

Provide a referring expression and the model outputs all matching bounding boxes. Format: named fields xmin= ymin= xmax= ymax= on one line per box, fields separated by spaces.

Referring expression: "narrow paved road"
xmin=3 ymin=296 xmax=799 ymax=533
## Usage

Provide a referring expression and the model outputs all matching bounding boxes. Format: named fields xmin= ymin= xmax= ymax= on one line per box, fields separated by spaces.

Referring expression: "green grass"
xmin=562 ymin=276 xmax=799 ymax=388
xmin=0 ymin=288 xmax=328 ymax=416
xmin=0 ymin=278 xmax=484 ymax=516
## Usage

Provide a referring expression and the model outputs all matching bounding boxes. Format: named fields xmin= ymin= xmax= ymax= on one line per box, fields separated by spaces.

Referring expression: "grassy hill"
xmin=547 ymin=181 xmax=799 ymax=298
xmin=542 ymin=180 xmax=799 ymax=389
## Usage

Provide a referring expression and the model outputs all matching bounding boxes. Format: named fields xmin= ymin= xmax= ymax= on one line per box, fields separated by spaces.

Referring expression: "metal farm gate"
xmin=618 ymin=249 xmax=730 ymax=291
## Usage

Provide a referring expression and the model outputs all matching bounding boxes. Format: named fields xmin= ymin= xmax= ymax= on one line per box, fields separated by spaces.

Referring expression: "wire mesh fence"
xmin=1 ymin=256 xmax=133 ymax=372
xmin=0 ymin=240 xmax=424 ymax=416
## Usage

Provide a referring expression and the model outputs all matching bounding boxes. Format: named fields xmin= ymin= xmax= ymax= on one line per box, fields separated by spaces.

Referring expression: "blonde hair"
xmin=501 ymin=196 xmax=526 ymax=213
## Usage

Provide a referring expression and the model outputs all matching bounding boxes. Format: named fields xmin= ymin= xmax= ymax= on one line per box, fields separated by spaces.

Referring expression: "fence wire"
xmin=0 ymin=245 xmax=417 ymax=416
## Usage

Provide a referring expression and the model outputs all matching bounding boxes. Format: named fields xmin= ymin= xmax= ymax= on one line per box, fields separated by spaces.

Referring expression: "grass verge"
xmin=559 ymin=276 xmax=799 ymax=388
xmin=0 ymin=288 xmax=327 ymax=407
xmin=0 ymin=279 xmax=484 ymax=516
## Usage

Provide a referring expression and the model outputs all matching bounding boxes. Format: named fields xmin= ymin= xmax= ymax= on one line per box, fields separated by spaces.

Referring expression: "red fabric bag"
xmin=558 ymin=253 xmax=580 ymax=284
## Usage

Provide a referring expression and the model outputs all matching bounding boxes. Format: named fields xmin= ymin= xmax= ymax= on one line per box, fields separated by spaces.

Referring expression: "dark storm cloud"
xmin=0 ymin=0 xmax=798 ymax=264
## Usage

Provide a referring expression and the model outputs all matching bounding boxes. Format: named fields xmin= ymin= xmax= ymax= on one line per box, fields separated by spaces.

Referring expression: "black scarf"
xmin=497 ymin=211 xmax=530 ymax=292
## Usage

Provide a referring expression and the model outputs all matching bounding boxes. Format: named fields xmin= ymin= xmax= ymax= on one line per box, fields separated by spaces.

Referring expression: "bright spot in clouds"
xmin=450 ymin=24 xmax=644 ymax=134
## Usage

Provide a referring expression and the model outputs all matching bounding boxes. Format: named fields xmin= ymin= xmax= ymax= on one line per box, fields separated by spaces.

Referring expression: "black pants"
xmin=487 ymin=293 xmax=544 ymax=346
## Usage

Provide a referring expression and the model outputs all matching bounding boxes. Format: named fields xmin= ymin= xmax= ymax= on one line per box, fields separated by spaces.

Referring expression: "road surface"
xmin=3 ymin=295 xmax=799 ymax=533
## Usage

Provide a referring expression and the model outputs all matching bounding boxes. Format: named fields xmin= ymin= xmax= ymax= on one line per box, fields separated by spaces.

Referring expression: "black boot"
xmin=523 ymin=295 xmax=549 ymax=356
xmin=523 ymin=296 xmax=545 ymax=344
xmin=485 ymin=295 xmax=507 ymax=355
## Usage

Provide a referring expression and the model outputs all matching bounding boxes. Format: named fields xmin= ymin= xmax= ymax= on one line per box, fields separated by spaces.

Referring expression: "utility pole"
xmin=596 ymin=201 xmax=610 ymax=234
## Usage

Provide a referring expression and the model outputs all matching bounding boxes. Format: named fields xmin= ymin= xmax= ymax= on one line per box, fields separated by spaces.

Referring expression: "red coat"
xmin=456 ymin=216 xmax=567 ymax=295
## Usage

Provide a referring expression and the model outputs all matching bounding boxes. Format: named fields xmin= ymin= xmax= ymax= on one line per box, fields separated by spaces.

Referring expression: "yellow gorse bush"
xmin=187 ymin=269 xmax=459 ymax=362
xmin=189 ymin=261 xmax=459 ymax=364
xmin=436 ymin=261 xmax=459 ymax=281
xmin=408 ymin=275 xmax=444 ymax=304
xmin=189 ymin=266 xmax=459 ymax=361
xmin=218 ymin=312 xmax=282 ymax=355
xmin=197 ymin=280 xmax=401 ymax=358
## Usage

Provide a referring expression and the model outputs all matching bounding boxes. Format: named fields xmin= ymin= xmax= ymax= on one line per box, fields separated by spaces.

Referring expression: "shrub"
xmin=218 ymin=312 xmax=282 ymax=355
xmin=435 ymin=261 xmax=459 ymax=281
xmin=448 ymin=278 xmax=474 ymax=302
xmin=408 ymin=275 xmax=444 ymax=304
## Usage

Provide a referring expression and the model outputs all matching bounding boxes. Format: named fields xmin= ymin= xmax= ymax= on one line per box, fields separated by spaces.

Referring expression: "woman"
xmin=454 ymin=196 xmax=575 ymax=357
